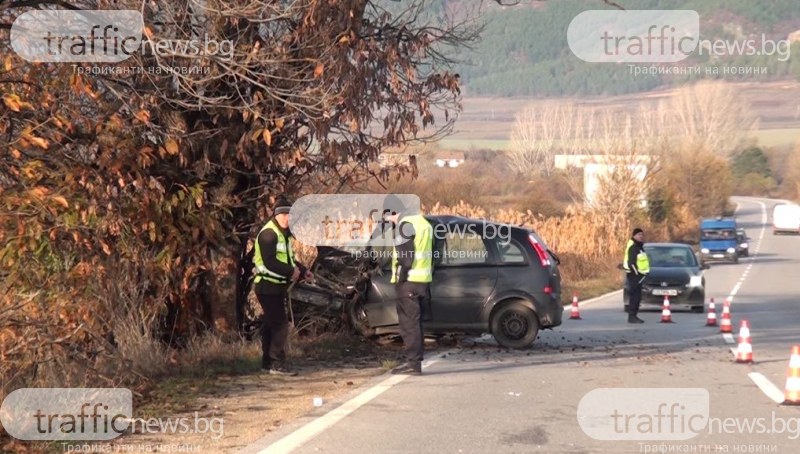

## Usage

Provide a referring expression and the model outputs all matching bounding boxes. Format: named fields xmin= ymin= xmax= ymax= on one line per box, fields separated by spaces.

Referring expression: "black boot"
xmin=628 ymin=314 xmax=644 ymax=324
xmin=392 ymin=361 xmax=422 ymax=375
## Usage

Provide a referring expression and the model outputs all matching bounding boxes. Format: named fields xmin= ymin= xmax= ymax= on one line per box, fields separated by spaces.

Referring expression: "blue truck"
xmin=699 ymin=218 xmax=739 ymax=265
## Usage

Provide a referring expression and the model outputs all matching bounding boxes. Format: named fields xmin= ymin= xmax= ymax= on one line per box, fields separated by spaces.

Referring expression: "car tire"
xmin=491 ymin=301 xmax=539 ymax=349
xmin=691 ymin=306 xmax=704 ymax=313
xmin=347 ymin=296 xmax=376 ymax=338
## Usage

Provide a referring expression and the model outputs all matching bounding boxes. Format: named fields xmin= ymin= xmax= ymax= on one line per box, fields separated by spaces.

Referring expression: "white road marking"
xmin=252 ymin=288 xmax=632 ymax=453
xmin=748 ymin=372 xmax=786 ymax=404
xmin=562 ymin=289 xmax=622 ymax=312
xmin=250 ymin=356 xmax=443 ymax=454
xmin=729 ymin=200 xmax=789 ymax=405
xmin=728 ymin=282 xmax=742 ymax=299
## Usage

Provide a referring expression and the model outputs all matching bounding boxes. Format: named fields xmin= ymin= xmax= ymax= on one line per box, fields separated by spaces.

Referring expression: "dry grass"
xmin=110 ymin=300 xmax=172 ymax=381
xmin=428 ymin=201 xmax=631 ymax=281
xmin=426 ymin=199 xmax=699 ymax=304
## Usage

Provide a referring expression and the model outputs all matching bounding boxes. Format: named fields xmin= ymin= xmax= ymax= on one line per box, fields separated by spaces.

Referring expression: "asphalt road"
xmin=247 ymin=196 xmax=800 ymax=454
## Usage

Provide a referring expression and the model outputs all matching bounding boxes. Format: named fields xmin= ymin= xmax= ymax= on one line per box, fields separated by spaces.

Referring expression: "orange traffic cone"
xmin=569 ymin=293 xmax=582 ymax=320
xmin=660 ymin=296 xmax=673 ymax=323
xmin=705 ymin=298 xmax=717 ymax=327
xmin=734 ymin=320 xmax=753 ymax=363
xmin=720 ymin=299 xmax=732 ymax=333
xmin=783 ymin=345 xmax=800 ymax=405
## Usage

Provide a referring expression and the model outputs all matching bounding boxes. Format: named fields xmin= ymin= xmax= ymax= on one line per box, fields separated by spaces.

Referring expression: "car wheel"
xmin=733 ymin=257 xmax=739 ymax=264
xmin=491 ymin=301 xmax=539 ymax=349
xmin=347 ymin=296 xmax=376 ymax=338
xmin=691 ymin=306 xmax=704 ymax=313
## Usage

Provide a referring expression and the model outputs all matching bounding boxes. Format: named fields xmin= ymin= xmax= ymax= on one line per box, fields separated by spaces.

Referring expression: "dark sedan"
xmin=295 ymin=215 xmax=563 ymax=349
xmin=623 ymin=243 xmax=708 ymax=313
xmin=736 ymin=228 xmax=750 ymax=257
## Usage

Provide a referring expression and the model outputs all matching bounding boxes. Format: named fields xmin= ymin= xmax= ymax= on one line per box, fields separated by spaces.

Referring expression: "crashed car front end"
xmin=288 ymin=247 xmax=380 ymax=335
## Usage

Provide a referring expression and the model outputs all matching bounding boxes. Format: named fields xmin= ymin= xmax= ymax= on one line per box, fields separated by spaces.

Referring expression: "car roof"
xmin=646 ymin=242 xmax=694 ymax=249
xmin=425 ymin=215 xmax=525 ymax=230
xmin=701 ymin=219 xmax=736 ymax=228
xmin=425 ymin=215 xmax=471 ymax=224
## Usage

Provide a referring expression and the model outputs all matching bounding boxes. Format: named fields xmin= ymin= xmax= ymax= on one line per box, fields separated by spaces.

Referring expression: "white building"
xmin=555 ymin=154 xmax=651 ymax=207
xmin=434 ymin=151 xmax=466 ymax=168
xmin=583 ymin=163 xmax=648 ymax=208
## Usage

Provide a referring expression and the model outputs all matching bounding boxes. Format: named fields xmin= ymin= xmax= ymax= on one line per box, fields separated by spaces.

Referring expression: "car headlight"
xmin=740 ymin=243 xmax=748 ymax=248
xmin=726 ymin=247 xmax=736 ymax=253
xmin=701 ymin=248 xmax=709 ymax=254
xmin=689 ymin=276 xmax=703 ymax=287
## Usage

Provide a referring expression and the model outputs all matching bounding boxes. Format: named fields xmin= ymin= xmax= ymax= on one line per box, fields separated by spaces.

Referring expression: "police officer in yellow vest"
xmin=253 ymin=197 xmax=312 ymax=375
xmin=384 ymin=195 xmax=433 ymax=375
xmin=623 ymin=227 xmax=650 ymax=324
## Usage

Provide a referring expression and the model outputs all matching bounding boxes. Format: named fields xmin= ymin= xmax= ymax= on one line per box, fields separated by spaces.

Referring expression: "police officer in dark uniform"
xmin=253 ymin=197 xmax=312 ymax=375
xmin=623 ymin=228 xmax=649 ymax=324
xmin=383 ymin=196 xmax=433 ymax=375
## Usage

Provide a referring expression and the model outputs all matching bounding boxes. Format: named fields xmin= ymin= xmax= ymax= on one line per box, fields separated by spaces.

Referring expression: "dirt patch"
xmin=52 ymin=334 xmax=407 ymax=454
xmin=10 ymin=334 xmax=462 ymax=454
xmin=107 ymin=366 xmax=386 ymax=453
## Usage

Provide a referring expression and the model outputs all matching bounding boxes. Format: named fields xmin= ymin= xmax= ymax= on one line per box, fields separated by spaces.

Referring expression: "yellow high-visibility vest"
xmin=253 ymin=220 xmax=295 ymax=284
xmin=623 ymin=239 xmax=650 ymax=274
xmin=391 ymin=215 xmax=433 ymax=284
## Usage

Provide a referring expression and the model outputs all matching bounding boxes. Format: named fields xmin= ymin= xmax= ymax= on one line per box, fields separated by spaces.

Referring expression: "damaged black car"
xmin=288 ymin=215 xmax=563 ymax=349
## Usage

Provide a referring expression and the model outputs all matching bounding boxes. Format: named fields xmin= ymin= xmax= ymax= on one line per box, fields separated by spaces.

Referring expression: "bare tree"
xmin=507 ymin=81 xmax=755 ymax=218
xmin=508 ymin=99 xmax=662 ymax=221
xmin=667 ymin=81 xmax=758 ymax=157
xmin=507 ymin=102 xmax=579 ymax=176
xmin=582 ymin=108 xmax=658 ymax=229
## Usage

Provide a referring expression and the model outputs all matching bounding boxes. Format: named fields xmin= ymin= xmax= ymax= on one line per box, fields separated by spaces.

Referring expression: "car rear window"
xmin=497 ymin=239 xmax=526 ymax=264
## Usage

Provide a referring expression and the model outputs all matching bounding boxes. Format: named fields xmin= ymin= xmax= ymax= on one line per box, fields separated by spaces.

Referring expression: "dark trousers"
xmin=395 ymin=281 xmax=429 ymax=363
xmin=627 ymin=273 xmax=644 ymax=315
xmin=256 ymin=292 xmax=289 ymax=366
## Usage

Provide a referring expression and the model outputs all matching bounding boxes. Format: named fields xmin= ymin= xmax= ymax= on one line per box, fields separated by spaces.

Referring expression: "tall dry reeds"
xmin=427 ymin=201 xmax=668 ymax=283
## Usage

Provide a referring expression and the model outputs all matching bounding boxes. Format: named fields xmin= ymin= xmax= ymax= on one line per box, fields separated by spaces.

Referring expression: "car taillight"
xmin=528 ymin=234 xmax=551 ymax=267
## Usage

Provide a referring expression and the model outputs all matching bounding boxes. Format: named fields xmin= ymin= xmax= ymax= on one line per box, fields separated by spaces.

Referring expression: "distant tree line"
xmin=426 ymin=0 xmax=800 ymax=97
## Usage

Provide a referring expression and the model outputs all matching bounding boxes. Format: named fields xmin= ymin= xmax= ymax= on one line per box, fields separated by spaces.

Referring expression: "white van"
xmin=773 ymin=203 xmax=800 ymax=234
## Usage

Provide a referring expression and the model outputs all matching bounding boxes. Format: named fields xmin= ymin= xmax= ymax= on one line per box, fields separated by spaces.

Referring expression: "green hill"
xmin=425 ymin=0 xmax=800 ymax=97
